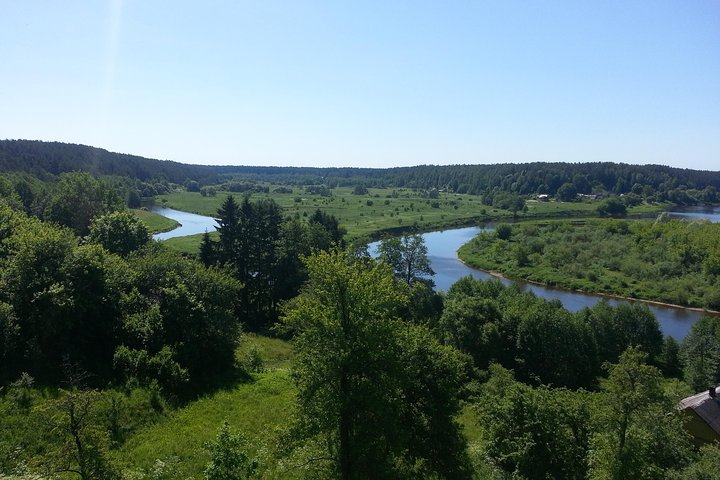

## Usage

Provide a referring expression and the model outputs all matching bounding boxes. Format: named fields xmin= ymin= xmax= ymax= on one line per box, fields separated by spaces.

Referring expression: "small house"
xmin=679 ymin=386 xmax=720 ymax=446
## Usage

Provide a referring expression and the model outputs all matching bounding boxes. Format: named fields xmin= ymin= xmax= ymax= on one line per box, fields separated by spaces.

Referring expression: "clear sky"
xmin=1 ymin=1 xmax=718 ymax=169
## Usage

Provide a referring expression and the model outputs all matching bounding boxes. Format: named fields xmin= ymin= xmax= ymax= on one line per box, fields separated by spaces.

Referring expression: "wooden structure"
xmin=680 ymin=386 xmax=720 ymax=446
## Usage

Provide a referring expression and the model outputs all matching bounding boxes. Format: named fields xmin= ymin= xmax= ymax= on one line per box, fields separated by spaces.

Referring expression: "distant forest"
xmin=1 ymin=139 xmax=719 ymax=204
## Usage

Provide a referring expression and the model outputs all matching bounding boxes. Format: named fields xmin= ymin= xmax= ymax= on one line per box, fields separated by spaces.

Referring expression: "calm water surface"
xmin=157 ymin=206 xmax=719 ymax=339
xmin=370 ymin=226 xmax=706 ymax=340
xmin=151 ymin=206 xmax=218 ymax=240
xmin=667 ymin=205 xmax=720 ymax=223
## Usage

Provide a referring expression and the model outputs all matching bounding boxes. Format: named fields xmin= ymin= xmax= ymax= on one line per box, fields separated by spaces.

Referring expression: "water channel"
xmin=153 ymin=206 xmax=720 ymax=339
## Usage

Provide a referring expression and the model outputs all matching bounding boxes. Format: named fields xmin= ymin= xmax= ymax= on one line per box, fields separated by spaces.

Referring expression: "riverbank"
xmin=132 ymin=208 xmax=180 ymax=234
xmin=152 ymin=189 xmax=670 ymax=251
xmin=457 ymin=218 xmax=720 ymax=312
xmin=466 ymin=262 xmax=720 ymax=316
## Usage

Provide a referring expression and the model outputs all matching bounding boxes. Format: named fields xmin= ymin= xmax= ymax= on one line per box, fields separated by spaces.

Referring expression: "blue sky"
xmin=1 ymin=1 xmax=718 ymax=169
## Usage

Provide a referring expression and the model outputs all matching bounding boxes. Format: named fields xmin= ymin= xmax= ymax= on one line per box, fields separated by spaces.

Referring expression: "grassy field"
xmin=115 ymin=334 xmax=294 ymax=478
xmin=155 ymin=187 xmax=666 ymax=254
xmin=132 ymin=208 xmax=180 ymax=234
xmin=113 ymin=334 xmax=485 ymax=478
xmin=163 ymin=231 xmax=219 ymax=254
xmin=115 ymin=369 xmax=296 ymax=478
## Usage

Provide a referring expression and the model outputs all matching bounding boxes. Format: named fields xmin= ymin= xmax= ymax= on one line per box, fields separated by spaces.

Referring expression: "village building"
xmin=679 ymin=386 xmax=720 ymax=445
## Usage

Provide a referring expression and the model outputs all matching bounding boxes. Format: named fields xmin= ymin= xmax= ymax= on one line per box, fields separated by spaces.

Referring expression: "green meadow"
xmin=113 ymin=334 xmax=483 ymax=478
xmin=132 ymin=208 xmax=180 ymax=234
xmin=153 ymin=187 xmax=666 ymax=254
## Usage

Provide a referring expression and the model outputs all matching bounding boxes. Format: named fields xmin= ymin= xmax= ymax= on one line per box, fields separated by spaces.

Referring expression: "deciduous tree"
xmin=281 ymin=250 xmax=471 ymax=479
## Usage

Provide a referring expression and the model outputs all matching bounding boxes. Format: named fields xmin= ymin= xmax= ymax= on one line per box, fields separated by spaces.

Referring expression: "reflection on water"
xmin=151 ymin=206 xmax=218 ymax=240
xmin=667 ymin=206 xmax=720 ymax=223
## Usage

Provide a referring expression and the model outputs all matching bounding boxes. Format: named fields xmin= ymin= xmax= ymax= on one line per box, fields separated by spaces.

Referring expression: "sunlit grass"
xmin=132 ymin=208 xmax=179 ymax=234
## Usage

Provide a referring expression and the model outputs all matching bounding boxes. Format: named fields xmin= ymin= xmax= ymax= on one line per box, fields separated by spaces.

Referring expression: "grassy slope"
xmin=155 ymin=188 xmax=665 ymax=254
xmin=115 ymin=335 xmax=295 ymax=477
xmin=132 ymin=208 xmax=180 ymax=234
xmin=115 ymin=335 xmax=482 ymax=478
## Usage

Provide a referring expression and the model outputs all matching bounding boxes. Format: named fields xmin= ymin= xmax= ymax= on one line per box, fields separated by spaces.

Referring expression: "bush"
xmin=200 ymin=186 xmax=217 ymax=197
xmin=496 ymin=223 xmax=512 ymax=240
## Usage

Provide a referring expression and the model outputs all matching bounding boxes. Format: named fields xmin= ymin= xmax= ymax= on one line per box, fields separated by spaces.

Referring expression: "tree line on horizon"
xmin=2 ymin=140 xmax=719 ymax=207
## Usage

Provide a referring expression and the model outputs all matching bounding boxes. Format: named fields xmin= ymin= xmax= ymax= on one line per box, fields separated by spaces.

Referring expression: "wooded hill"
xmin=2 ymin=140 xmax=719 ymax=203
xmin=0 ymin=140 xmax=216 ymax=184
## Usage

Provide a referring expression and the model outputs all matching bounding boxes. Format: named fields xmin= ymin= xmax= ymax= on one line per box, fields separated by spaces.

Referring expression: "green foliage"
xmin=477 ymin=350 xmax=694 ymax=480
xmin=377 ymin=234 xmax=434 ymax=286
xmin=680 ymin=315 xmax=720 ymax=391
xmin=667 ymin=444 xmax=720 ymax=480
xmin=209 ymin=196 xmax=346 ymax=330
xmin=242 ymin=345 xmax=265 ymax=373
xmin=597 ymin=197 xmax=628 ymax=217
xmin=0 ymin=214 xmax=130 ymax=381
xmin=460 ymin=218 xmax=720 ymax=309
xmin=352 ymin=184 xmax=368 ymax=195
xmin=437 ymin=277 xmax=665 ymax=389
xmin=127 ymin=189 xmax=142 ymax=208
xmin=281 ymin=250 xmax=471 ymax=479
xmin=589 ymin=348 xmax=693 ymax=480
xmin=0 ymin=205 xmax=243 ymax=392
xmin=477 ymin=365 xmax=594 ymax=479
xmin=45 ymin=171 xmax=123 ymax=236
xmin=200 ymin=186 xmax=217 ymax=197
xmin=203 ymin=421 xmax=257 ymax=480
xmin=32 ymin=388 xmax=122 ymax=479
xmin=88 ymin=210 xmax=150 ymax=256
xmin=495 ymin=222 xmax=512 ymax=240
xmin=659 ymin=336 xmax=683 ymax=378
xmin=580 ymin=301 xmax=663 ymax=366
xmin=556 ymin=182 xmax=578 ymax=201
xmin=118 ymin=246 xmax=242 ymax=394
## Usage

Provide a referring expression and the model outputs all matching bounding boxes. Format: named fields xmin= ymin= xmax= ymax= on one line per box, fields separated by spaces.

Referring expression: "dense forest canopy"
xmin=3 ymin=140 xmax=720 ymax=478
xmin=2 ymin=140 xmax=719 ymax=204
xmin=0 ymin=140 xmax=217 ymax=184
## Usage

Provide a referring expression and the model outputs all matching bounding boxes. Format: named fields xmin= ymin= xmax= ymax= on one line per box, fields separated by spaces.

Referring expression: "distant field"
xmin=158 ymin=187 xmax=501 ymax=239
xmin=132 ymin=208 xmax=179 ymax=234
xmin=155 ymin=187 xmax=665 ymax=254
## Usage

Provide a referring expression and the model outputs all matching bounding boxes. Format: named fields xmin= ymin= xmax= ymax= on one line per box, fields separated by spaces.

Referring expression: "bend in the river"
xmin=153 ymin=205 xmax=720 ymax=339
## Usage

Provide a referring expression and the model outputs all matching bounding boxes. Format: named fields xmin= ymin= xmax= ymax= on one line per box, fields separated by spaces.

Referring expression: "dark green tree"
xmin=309 ymin=208 xmax=346 ymax=247
xmin=556 ymin=182 xmax=578 ymax=201
xmin=680 ymin=315 xmax=720 ymax=391
xmin=88 ymin=211 xmax=150 ymax=256
xmin=477 ymin=365 xmax=594 ymax=480
xmin=281 ymin=250 xmax=471 ymax=479
xmin=589 ymin=348 xmax=692 ymax=480
xmin=204 ymin=421 xmax=257 ymax=480
xmin=45 ymin=172 xmax=122 ymax=236
xmin=377 ymin=234 xmax=434 ymax=286
xmin=199 ymin=230 xmax=217 ymax=267
xmin=597 ymin=197 xmax=628 ymax=217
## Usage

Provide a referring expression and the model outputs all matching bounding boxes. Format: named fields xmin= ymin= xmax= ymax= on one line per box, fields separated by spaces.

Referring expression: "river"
xmin=153 ymin=206 xmax=720 ymax=339
xmin=151 ymin=206 xmax=218 ymax=240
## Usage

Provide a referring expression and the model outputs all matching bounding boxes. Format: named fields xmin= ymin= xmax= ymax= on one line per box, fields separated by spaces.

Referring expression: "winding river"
xmin=153 ymin=206 xmax=720 ymax=339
